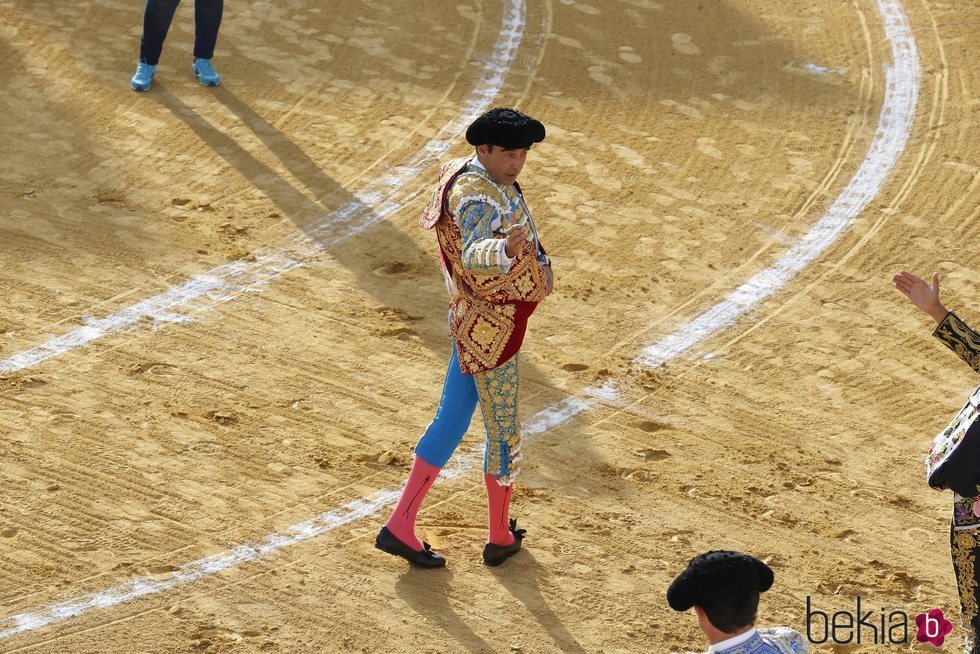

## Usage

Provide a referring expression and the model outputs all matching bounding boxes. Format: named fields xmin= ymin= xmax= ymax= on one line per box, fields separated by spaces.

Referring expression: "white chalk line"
xmin=0 ymin=0 xmax=529 ymax=640
xmin=0 ymin=0 xmax=921 ymax=642
xmin=0 ymin=1 xmax=527 ymax=376
xmin=0 ymin=382 xmax=614 ymax=642
xmin=637 ymin=0 xmax=918 ymax=368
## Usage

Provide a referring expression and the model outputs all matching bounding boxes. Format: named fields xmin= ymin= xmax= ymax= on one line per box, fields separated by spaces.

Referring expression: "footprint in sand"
xmin=587 ymin=162 xmax=624 ymax=192
xmin=588 ymin=65 xmax=614 ymax=85
xmin=636 ymin=448 xmax=670 ymax=461
xmin=205 ymin=410 xmax=237 ymax=426
xmin=190 ymin=627 xmax=248 ymax=650
xmin=378 ymin=326 xmax=418 ymax=340
xmin=373 ymin=262 xmax=410 ymax=276
xmin=552 ymin=34 xmax=583 ymax=50
xmin=696 ymin=137 xmax=722 ymax=159
xmin=618 ymin=46 xmax=642 ymax=64
xmin=637 ymin=420 xmax=666 ymax=432
xmin=51 ymin=410 xmax=79 ymax=423
xmin=889 ymin=571 xmax=922 ymax=595
xmin=849 ymin=487 xmax=882 ymax=500
xmin=148 ymin=564 xmax=180 ymax=577
xmin=671 ymin=33 xmax=701 ymax=56
xmin=905 ymin=527 xmax=934 ymax=543
xmin=187 ymin=440 xmax=223 ymax=455
xmin=660 ymin=99 xmax=704 ymax=120
xmin=131 ymin=362 xmax=179 ymax=376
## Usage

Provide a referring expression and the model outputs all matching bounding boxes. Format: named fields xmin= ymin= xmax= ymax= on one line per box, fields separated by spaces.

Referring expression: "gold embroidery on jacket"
xmin=935 ymin=311 xmax=980 ymax=374
xmin=421 ymin=158 xmax=548 ymax=374
xmin=472 ymin=316 xmax=498 ymax=350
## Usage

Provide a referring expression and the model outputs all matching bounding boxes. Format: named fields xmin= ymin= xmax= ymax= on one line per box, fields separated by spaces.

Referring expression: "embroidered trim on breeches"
xmin=951 ymin=498 xmax=980 ymax=654
xmin=413 ymin=346 xmax=522 ymax=483
xmin=474 ymin=353 xmax=521 ymax=484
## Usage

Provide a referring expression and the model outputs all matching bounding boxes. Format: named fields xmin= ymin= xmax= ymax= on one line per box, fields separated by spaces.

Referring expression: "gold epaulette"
xmin=446 ymin=171 xmax=511 ymax=221
xmin=419 ymin=157 xmax=470 ymax=230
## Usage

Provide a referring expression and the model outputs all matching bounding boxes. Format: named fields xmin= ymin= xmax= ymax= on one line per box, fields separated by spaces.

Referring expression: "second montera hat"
xmin=667 ymin=550 xmax=774 ymax=611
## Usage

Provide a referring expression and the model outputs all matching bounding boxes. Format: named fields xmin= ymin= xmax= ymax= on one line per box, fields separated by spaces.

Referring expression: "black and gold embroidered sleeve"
xmin=934 ymin=311 xmax=980 ymax=374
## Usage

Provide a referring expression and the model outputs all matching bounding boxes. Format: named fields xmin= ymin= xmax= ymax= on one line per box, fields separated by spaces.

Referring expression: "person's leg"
xmin=484 ymin=473 xmax=515 ymax=546
xmin=383 ymin=345 xmax=478 ymax=551
xmin=412 ymin=345 xmax=479 ymax=472
xmin=382 ymin=456 xmax=440 ymax=553
xmin=139 ymin=0 xmax=181 ymax=66
xmin=192 ymin=0 xmax=223 ymax=60
xmin=950 ymin=496 xmax=980 ymax=653
xmin=474 ymin=354 xmax=522 ymax=549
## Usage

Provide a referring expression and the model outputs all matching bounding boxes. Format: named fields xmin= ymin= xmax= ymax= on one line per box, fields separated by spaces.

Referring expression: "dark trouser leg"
xmin=193 ymin=0 xmax=224 ymax=60
xmin=139 ymin=0 xmax=181 ymax=66
xmin=950 ymin=510 xmax=980 ymax=653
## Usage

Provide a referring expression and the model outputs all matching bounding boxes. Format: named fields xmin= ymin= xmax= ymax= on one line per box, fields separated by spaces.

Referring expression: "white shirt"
xmin=708 ymin=628 xmax=758 ymax=653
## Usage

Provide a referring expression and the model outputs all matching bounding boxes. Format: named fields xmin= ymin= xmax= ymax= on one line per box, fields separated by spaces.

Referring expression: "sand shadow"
xmin=394 ymin=567 xmax=497 ymax=654
xmin=207 ymin=86 xmax=359 ymax=222
xmin=490 ymin=551 xmax=589 ymax=654
xmin=157 ymin=84 xmax=448 ymax=342
xmin=208 ymin=86 xmax=457 ymax=347
xmin=160 ymin=86 xmax=602 ymax=477
xmin=154 ymin=83 xmax=335 ymax=221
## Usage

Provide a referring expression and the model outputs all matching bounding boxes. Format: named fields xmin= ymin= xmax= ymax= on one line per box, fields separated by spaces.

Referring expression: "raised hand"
xmin=892 ymin=270 xmax=949 ymax=324
xmin=504 ymin=223 xmax=526 ymax=258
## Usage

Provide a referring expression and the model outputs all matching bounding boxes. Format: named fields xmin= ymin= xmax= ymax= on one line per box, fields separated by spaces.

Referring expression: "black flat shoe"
xmin=482 ymin=519 xmax=527 ymax=567
xmin=375 ymin=526 xmax=446 ymax=568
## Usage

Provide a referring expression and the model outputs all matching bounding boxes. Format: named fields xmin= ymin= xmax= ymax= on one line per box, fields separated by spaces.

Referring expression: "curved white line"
xmin=0 ymin=0 xmax=529 ymax=640
xmin=638 ymin=0 xmax=919 ymax=367
xmin=0 ymin=0 xmax=921 ymax=642
xmin=522 ymin=0 xmax=920 ymax=428
xmin=0 ymin=2 xmax=527 ymax=376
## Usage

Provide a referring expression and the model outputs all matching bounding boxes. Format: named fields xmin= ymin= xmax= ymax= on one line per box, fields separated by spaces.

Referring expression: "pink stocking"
xmin=385 ymin=456 xmax=440 ymax=551
xmin=484 ymin=473 xmax=515 ymax=546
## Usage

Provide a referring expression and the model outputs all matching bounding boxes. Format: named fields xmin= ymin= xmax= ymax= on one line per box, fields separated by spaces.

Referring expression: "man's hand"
xmin=892 ymin=270 xmax=948 ymax=324
xmin=543 ymin=264 xmax=554 ymax=295
xmin=504 ymin=223 xmax=526 ymax=258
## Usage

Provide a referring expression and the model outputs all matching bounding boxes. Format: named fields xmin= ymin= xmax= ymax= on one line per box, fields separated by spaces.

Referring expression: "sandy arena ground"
xmin=1 ymin=0 xmax=979 ymax=652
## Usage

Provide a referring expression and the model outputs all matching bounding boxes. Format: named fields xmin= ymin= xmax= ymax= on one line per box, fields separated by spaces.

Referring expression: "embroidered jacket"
xmin=420 ymin=157 xmax=549 ymax=374
xmin=934 ymin=311 xmax=980 ymax=375
xmin=701 ymin=628 xmax=808 ymax=654
xmin=927 ymin=311 xmax=980 ymax=501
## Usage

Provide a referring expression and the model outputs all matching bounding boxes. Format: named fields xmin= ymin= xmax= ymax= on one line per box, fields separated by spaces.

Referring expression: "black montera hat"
xmin=667 ymin=551 xmax=774 ymax=611
xmin=465 ymin=107 xmax=546 ymax=150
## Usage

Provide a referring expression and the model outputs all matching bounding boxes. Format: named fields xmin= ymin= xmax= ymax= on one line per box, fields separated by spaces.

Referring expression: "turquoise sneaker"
xmin=192 ymin=58 xmax=220 ymax=86
xmin=130 ymin=62 xmax=156 ymax=92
